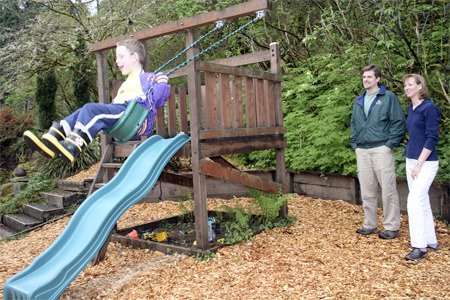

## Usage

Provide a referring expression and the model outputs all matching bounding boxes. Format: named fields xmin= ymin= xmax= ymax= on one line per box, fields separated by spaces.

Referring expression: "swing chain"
xmin=165 ymin=10 xmax=265 ymax=76
xmin=154 ymin=19 xmax=225 ymax=74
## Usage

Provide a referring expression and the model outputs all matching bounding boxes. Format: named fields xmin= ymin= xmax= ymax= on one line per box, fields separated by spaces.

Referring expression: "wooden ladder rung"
xmin=94 ymin=183 xmax=106 ymax=189
xmin=101 ymin=162 xmax=123 ymax=169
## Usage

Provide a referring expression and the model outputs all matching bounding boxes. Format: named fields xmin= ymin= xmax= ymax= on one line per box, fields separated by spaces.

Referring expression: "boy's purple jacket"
xmin=133 ymin=72 xmax=171 ymax=137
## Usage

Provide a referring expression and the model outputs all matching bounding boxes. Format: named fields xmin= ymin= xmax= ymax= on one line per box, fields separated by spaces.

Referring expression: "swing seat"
xmin=105 ymin=100 xmax=149 ymax=143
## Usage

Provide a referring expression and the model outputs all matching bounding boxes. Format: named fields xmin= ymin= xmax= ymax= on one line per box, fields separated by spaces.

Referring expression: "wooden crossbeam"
xmin=199 ymin=159 xmax=284 ymax=194
xmin=159 ymin=172 xmax=193 ymax=188
xmin=197 ymin=61 xmax=282 ymax=82
xmin=90 ymin=0 xmax=270 ymax=52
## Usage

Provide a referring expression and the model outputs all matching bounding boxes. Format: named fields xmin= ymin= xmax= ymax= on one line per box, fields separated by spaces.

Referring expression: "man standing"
xmin=351 ymin=65 xmax=406 ymax=239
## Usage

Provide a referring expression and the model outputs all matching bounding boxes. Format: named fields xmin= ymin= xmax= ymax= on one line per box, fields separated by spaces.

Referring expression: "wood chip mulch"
xmin=1 ymin=196 xmax=449 ymax=299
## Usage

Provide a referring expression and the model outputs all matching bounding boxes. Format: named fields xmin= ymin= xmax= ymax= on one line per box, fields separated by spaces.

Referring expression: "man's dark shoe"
xmin=405 ymin=248 xmax=427 ymax=261
xmin=378 ymin=230 xmax=399 ymax=239
xmin=408 ymin=242 xmax=440 ymax=251
xmin=356 ymin=227 xmax=378 ymax=235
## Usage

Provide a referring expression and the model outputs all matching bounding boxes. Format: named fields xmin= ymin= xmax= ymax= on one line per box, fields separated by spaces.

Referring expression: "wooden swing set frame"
xmin=89 ymin=0 xmax=287 ymax=255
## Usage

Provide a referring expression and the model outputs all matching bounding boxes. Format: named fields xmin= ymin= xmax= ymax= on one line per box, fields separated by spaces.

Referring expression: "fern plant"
xmin=222 ymin=205 xmax=253 ymax=245
xmin=248 ymin=188 xmax=292 ymax=222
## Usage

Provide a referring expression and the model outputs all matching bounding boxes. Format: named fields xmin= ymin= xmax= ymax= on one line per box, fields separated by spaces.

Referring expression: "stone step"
xmin=42 ymin=189 xmax=84 ymax=208
xmin=3 ymin=213 xmax=41 ymax=232
xmin=23 ymin=203 xmax=64 ymax=222
xmin=57 ymin=179 xmax=90 ymax=192
xmin=0 ymin=223 xmax=17 ymax=238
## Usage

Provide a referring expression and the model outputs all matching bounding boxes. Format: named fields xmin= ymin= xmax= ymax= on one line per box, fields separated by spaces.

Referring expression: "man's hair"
xmin=116 ymin=39 xmax=147 ymax=66
xmin=403 ymin=73 xmax=429 ymax=99
xmin=363 ymin=64 xmax=381 ymax=79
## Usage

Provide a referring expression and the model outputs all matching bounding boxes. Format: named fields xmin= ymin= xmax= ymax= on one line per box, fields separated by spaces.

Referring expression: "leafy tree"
xmin=0 ymin=0 xmax=41 ymax=105
xmin=35 ymin=67 xmax=57 ymax=129
xmin=72 ymin=34 xmax=91 ymax=108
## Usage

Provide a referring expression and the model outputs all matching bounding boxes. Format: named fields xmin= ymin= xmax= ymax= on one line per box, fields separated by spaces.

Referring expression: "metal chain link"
xmin=155 ymin=20 xmax=224 ymax=74
xmin=146 ymin=12 xmax=264 ymax=101
xmin=164 ymin=12 xmax=264 ymax=76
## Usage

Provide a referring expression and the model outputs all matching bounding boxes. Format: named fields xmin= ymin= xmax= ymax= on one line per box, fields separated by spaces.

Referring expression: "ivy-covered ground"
xmin=1 ymin=196 xmax=449 ymax=299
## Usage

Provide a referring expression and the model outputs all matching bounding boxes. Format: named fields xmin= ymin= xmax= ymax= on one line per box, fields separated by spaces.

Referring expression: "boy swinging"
xmin=23 ymin=39 xmax=170 ymax=163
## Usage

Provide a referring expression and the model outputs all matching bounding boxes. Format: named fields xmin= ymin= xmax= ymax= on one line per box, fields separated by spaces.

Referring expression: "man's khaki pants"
xmin=355 ymin=145 xmax=400 ymax=231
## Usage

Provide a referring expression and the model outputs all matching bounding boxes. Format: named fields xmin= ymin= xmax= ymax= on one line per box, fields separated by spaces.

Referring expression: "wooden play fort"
xmin=89 ymin=0 xmax=287 ymax=253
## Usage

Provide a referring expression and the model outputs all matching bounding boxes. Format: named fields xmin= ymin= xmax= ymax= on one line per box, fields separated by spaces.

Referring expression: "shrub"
xmin=33 ymin=137 xmax=101 ymax=179
xmin=0 ymin=108 xmax=34 ymax=168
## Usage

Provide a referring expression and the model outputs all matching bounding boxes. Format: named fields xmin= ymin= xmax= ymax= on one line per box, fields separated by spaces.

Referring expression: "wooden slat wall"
xmin=167 ymin=88 xmax=177 ymax=136
xmin=178 ymin=88 xmax=189 ymax=134
xmin=204 ymin=72 xmax=218 ymax=129
xmin=199 ymin=65 xmax=280 ymax=134
xmin=232 ymin=76 xmax=243 ymax=128
xmin=162 ymin=65 xmax=280 ymax=138
xmin=155 ymin=87 xmax=189 ymax=138
xmin=219 ymin=73 xmax=231 ymax=128
xmin=245 ymin=77 xmax=257 ymax=128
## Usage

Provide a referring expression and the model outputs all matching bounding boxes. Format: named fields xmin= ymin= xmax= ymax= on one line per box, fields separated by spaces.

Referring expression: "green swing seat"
xmin=105 ymin=100 xmax=149 ymax=143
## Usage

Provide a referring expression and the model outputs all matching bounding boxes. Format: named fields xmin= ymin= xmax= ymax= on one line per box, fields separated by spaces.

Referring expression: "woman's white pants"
xmin=406 ymin=158 xmax=439 ymax=249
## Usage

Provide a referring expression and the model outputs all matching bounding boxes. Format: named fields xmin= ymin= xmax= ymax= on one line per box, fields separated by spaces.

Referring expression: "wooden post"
xmin=186 ymin=29 xmax=209 ymax=250
xmin=93 ymin=50 xmax=113 ymax=265
xmin=271 ymin=42 xmax=288 ymax=216
xmin=95 ymin=51 xmax=114 ymax=183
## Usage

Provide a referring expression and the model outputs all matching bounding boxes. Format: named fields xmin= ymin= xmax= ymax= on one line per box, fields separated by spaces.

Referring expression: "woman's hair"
xmin=403 ymin=73 xmax=429 ymax=99
xmin=116 ymin=39 xmax=147 ymax=66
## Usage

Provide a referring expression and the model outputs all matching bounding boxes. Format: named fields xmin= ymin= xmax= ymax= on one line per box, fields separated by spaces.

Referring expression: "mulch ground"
xmin=1 ymin=195 xmax=449 ymax=299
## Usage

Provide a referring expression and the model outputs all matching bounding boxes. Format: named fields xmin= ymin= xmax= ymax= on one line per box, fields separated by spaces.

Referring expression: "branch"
xmin=436 ymin=71 xmax=450 ymax=105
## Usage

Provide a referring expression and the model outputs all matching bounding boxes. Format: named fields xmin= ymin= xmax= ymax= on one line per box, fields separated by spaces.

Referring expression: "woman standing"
xmin=403 ymin=74 xmax=441 ymax=261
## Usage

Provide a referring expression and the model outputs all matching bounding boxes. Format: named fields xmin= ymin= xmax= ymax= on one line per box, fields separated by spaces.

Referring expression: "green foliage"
xmin=33 ymin=137 xmax=101 ymax=179
xmin=231 ymin=150 xmax=276 ymax=170
xmin=282 ymin=59 xmax=361 ymax=176
xmin=0 ymin=0 xmax=41 ymax=48
xmin=72 ymin=35 xmax=92 ymax=108
xmin=0 ymin=232 xmax=28 ymax=242
xmin=35 ymin=68 xmax=57 ymax=130
xmin=0 ymin=108 xmax=34 ymax=168
xmin=195 ymin=249 xmax=216 ymax=261
xmin=248 ymin=189 xmax=292 ymax=222
xmin=0 ymin=173 xmax=56 ymax=215
xmin=178 ymin=193 xmax=195 ymax=223
xmin=221 ymin=189 xmax=294 ymax=245
xmin=234 ymin=0 xmax=449 ymax=181
xmin=436 ymin=118 xmax=450 ymax=181
xmin=223 ymin=205 xmax=253 ymax=245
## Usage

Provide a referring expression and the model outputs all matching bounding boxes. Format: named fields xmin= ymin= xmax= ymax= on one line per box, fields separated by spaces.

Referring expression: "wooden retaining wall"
xmin=291 ymin=172 xmax=450 ymax=221
xmin=142 ymin=171 xmax=450 ymax=222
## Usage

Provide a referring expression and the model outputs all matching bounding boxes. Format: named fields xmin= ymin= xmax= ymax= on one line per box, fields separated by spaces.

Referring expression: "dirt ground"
xmin=1 ymin=195 xmax=449 ymax=299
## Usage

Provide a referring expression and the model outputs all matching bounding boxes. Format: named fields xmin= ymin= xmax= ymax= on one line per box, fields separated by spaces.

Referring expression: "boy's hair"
xmin=403 ymin=73 xmax=429 ymax=99
xmin=116 ymin=39 xmax=147 ymax=66
xmin=363 ymin=64 xmax=381 ymax=79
